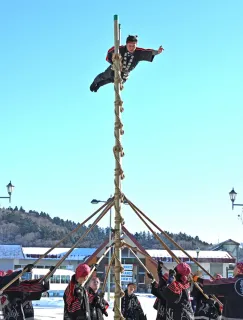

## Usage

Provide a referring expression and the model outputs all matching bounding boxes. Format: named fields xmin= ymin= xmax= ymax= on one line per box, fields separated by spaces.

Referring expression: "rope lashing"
xmin=113 ymin=51 xmax=124 ymax=228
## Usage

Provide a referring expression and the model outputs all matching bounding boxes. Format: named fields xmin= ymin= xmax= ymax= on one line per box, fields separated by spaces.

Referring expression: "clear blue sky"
xmin=1 ymin=0 xmax=243 ymax=245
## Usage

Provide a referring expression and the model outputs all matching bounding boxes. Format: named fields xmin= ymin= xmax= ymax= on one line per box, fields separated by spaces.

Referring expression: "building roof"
xmin=0 ymin=245 xmax=24 ymax=259
xmin=147 ymin=249 xmax=235 ymax=263
xmin=22 ymin=247 xmax=96 ymax=261
xmin=85 ymin=239 xmax=109 ymax=265
xmin=211 ymin=239 xmax=240 ymax=251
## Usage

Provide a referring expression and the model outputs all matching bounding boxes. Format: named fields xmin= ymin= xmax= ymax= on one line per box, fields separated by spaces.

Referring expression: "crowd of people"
xmin=0 ymin=261 xmax=243 ymax=320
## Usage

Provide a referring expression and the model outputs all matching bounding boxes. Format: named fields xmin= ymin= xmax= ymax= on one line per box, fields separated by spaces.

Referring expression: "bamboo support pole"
xmin=129 ymin=201 xmax=180 ymax=263
xmin=127 ymin=245 xmax=155 ymax=277
xmin=127 ymin=199 xmax=223 ymax=306
xmin=43 ymin=201 xmax=114 ymax=281
xmin=102 ymin=253 xmax=115 ymax=294
xmin=113 ymin=14 xmax=124 ymax=320
xmin=82 ymin=244 xmax=114 ymax=287
xmin=128 ymin=201 xmax=211 ymax=298
xmin=125 ymin=197 xmax=215 ymax=279
xmin=0 ymin=200 xmax=113 ymax=293
xmin=123 ymin=243 xmax=157 ymax=265
xmin=35 ymin=199 xmax=113 ymax=264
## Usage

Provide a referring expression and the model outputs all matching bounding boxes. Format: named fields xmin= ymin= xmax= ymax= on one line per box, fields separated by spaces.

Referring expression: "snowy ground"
xmin=33 ymin=294 xmax=157 ymax=319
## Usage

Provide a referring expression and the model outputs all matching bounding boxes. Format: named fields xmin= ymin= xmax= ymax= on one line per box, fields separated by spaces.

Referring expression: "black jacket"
xmin=152 ymin=273 xmax=168 ymax=320
xmin=106 ymin=45 xmax=157 ymax=74
xmin=191 ymin=284 xmax=221 ymax=320
xmin=87 ymin=287 xmax=108 ymax=320
xmin=121 ymin=290 xmax=146 ymax=320
xmin=0 ymin=270 xmax=49 ymax=320
xmin=198 ymin=274 xmax=243 ymax=320
xmin=63 ymin=275 xmax=90 ymax=320
xmin=152 ymin=280 xmax=194 ymax=320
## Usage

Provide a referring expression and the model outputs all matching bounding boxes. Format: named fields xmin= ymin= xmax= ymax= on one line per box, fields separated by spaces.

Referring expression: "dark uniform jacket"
xmin=63 ymin=275 xmax=90 ymax=320
xmin=152 ymin=273 xmax=168 ymax=320
xmin=121 ymin=290 xmax=146 ymax=320
xmin=106 ymin=45 xmax=157 ymax=78
xmin=198 ymin=274 xmax=243 ymax=320
xmin=87 ymin=287 xmax=108 ymax=320
xmin=152 ymin=280 xmax=194 ymax=320
xmin=0 ymin=270 xmax=49 ymax=320
xmin=191 ymin=284 xmax=221 ymax=320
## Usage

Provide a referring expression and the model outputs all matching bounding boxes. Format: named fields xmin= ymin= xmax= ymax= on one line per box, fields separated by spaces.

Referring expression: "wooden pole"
xmin=113 ymin=14 xmax=124 ymax=320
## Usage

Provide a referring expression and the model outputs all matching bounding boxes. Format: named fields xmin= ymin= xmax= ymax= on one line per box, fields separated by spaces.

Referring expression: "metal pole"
xmin=107 ymin=206 xmax=112 ymax=301
xmin=113 ymin=14 xmax=123 ymax=320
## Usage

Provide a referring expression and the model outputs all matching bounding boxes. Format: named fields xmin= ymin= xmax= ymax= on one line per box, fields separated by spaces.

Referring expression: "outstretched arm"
xmin=136 ymin=45 xmax=164 ymax=62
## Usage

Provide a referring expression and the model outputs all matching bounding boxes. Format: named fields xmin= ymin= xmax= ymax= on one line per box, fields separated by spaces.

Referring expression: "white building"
xmin=0 ymin=245 xmax=96 ymax=271
xmin=147 ymin=249 xmax=235 ymax=277
xmin=0 ymin=244 xmax=236 ymax=280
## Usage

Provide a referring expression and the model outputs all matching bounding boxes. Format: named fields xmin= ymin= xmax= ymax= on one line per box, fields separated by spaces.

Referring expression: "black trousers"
xmin=92 ymin=65 xmax=128 ymax=88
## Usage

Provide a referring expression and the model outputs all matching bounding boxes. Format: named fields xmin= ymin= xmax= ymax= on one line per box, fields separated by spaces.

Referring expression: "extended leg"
xmin=90 ymin=66 xmax=114 ymax=92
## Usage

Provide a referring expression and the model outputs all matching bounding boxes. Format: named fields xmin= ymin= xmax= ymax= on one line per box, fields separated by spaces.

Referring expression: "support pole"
xmin=102 ymin=253 xmax=115 ymax=294
xmin=83 ymin=244 xmax=114 ymax=287
xmin=43 ymin=201 xmax=113 ymax=282
xmin=127 ymin=199 xmax=223 ymax=306
xmin=125 ymin=197 xmax=215 ymax=279
xmin=113 ymin=14 xmax=124 ymax=320
xmin=0 ymin=201 xmax=113 ymax=292
xmin=107 ymin=205 xmax=112 ymax=301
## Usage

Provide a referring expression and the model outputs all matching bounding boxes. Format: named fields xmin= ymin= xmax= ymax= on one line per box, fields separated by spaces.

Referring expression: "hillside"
xmin=0 ymin=206 xmax=211 ymax=249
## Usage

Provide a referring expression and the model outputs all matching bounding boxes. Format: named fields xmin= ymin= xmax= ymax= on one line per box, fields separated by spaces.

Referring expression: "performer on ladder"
xmin=90 ymin=35 xmax=164 ymax=92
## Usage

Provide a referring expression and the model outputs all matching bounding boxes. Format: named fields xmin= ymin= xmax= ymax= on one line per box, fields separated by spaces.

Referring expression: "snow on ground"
xmin=34 ymin=294 xmax=157 ymax=319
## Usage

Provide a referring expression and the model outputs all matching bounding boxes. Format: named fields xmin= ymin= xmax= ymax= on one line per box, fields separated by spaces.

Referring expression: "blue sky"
xmin=0 ymin=0 xmax=243 ymax=245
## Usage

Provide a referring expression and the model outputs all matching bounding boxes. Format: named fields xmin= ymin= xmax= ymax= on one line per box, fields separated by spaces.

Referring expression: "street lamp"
xmin=229 ymin=188 xmax=238 ymax=210
xmin=229 ymin=188 xmax=243 ymax=222
xmin=0 ymin=181 xmax=14 ymax=203
xmin=196 ymin=247 xmax=200 ymax=270
xmin=91 ymin=196 xmax=113 ymax=301
xmin=229 ymin=188 xmax=243 ymax=223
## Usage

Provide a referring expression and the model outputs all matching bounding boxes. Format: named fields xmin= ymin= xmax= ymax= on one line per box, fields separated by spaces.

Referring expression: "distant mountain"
xmin=0 ymin=206 xmax=211 ymax=249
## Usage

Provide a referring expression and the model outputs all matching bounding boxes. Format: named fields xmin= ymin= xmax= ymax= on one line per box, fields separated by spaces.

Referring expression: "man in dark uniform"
xmin=63 ymin=263 xmax=91 ymax=320
xmin=121 ymin=282 xmax=146 ymax=320
xmin=90 ymin=35 xmax=164 ymax=92
xmin=87 ymin=277 xmax=109 ymax=320
xmin=150 ymin=262 xmax=194 ymax=320
xmin=193 ymin=262 xmax=243 ymax=320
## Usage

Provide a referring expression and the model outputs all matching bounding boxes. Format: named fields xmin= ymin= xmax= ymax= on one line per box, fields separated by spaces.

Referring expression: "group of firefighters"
xmin=0 ymin=260 xmax=243 ymax=320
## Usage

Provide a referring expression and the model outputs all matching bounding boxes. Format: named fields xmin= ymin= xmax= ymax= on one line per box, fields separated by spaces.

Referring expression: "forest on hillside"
xmin=0 ymin=206 xmax=212 ymax=249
